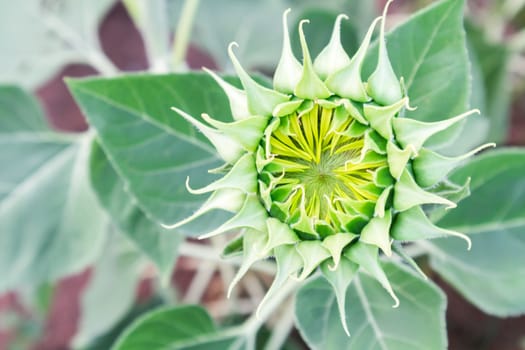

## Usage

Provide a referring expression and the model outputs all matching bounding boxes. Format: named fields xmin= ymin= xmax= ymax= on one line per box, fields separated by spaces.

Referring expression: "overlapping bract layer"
xmin=259 ymin=103 xmax=388 ymax=240
xmin=164 ymin=2 xmax=493 ymax=335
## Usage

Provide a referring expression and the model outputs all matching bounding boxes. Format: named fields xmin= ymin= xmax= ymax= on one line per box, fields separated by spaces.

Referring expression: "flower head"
xmin=164 ymin=1 xmax=493 ymax=335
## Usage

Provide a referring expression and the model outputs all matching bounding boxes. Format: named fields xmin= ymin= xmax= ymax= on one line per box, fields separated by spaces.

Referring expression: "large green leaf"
xmin=0 ymin=85 xmax=49 ymax=132
xmin=89 ymin=139 xmax=182 ymax=283
xmin=111 ymin=305 xmax=236 ymax=350
xmin=0 ymin=85 xmax=107 ymax=291
xmin=436 ymin=149 xmax=525 ymax=233
xmin=466 ymin=21 xmax=511 ymax=144
xmin=449 ymin=30 xmax=490 ymax=154
xmin=428 ymin=148 xmax=525 ymax=317
xmin=0 ymin=85 xmax=64 ymax=201
xmin=111 ymin=302 xmax=303 ymax=350
xmin=67 ymin=73 xmax=240 ymax=236
xmin=73 ymin=232 xmax=145 ymax=349
xmin=295 ymin=263 xmax=447 ymax=350
xmin=0 ymin=0 xmax=115 ymax=88
xmin=366 ymin=0 xmax=471 ymax=151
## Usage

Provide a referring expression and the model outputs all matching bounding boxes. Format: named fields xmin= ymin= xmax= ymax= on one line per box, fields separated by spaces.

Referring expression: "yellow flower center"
xmin=259 ymin=103 xmax=387 ymax=238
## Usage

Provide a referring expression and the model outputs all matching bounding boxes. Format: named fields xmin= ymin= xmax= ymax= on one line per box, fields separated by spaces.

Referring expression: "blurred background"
xmin=0 ymin=0 xmax=524 ymax=349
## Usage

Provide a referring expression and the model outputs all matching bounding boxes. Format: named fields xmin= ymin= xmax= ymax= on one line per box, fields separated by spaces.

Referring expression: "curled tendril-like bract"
xmin=163 ymin=3 xmax=493 ymax=336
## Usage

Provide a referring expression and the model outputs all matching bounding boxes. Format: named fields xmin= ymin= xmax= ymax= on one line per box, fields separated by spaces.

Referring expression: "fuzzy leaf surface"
xmin=67 ymin=73 xmax=243 ymax=236
xmin=89 ymin=140 xmax=182 ymax=283
xmin=0 ymin=86 xmax=107 ymax=291
xmin=0 ymin=0 xmax=115 ymax=88
xmin=429 ymin=149 xmax=525 ymax=317
xmin=111 ymin=305 xmax=239 ymax=350
xmin=295 ymin=263 xmax=447 ymax=350
xmin=466 ymin=22 xmax=511 ymax=144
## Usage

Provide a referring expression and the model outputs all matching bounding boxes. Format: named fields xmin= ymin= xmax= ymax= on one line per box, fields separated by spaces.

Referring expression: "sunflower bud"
xmin=164 ymin=1 xmax=494 ymax=335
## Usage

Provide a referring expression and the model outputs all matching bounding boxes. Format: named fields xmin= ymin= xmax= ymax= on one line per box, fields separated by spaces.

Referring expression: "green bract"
xmin=164 ymin=1 xmax=493 ymax=334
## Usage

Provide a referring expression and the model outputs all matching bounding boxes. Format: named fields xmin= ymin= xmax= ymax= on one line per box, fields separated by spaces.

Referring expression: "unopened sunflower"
xmin=164 ymin=1 xmax=493 ymax=335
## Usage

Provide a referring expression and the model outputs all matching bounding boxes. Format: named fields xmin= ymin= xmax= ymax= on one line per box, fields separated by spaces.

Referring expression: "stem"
xmin=509 ymin=29 xmax=525 ymax=52
xmin=414 ymin=241 xmax=442 ymax=258
xmin=210 ymin=235 xmax=237 ymax=312
xmin=41 ymin=9 xmax=118 ymax=76
xmin=263 ymin=299 xmax=296 ymax=350
xmin=178 ymin=241 xmax=276 ymax=275
xmin=85 ymin=50 xmax=119 ymax=76
xmin=171 ymin=0 xmax=200 ymax=70
xmin=401 ymin=243 xmax=429 ymax=258
xmin=183 ymin=260 xmax=217 ymax=303
xmin=241 ymin=279 xmax=300 ymax=348
xmin=241 ymin=273 xmax=266 ymax=305
xmin=502 ymin=0 xmax=525 ymax=20
xmin=510 ymin=55 xmax=525 ymax=77
xmin=143 ymin=0 xmax=171 ymax=72
xmin=207 ymin=298 xmax=256 ymax=318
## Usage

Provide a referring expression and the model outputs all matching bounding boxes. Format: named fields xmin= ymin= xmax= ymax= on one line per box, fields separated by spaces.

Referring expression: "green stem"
xmin=183 ymin=260 xmax=217 ymax=303
xmin=210 ymin=235 xmax=239 ymax=313
xmin=401 ymin=243 xmax=429 ymax=258
xmin=502 ymin=0 xmax=525 ymax=20
xmin=86 ymin=50 xmax=119 ymax=76
xmin=41 ymin=10 xmax=118 ymax=76
xmin=241 ymin=279 xmax=299 ymax=349
xmin=509 ymin=29 xmax=525 ymax=53
xmin=414 ymin=240 xmax=442 ymax=258
xmin=178 ymin=240 xmax=276 ymax=275
xmin=263 ymin=299 xmax=296 ymax=350
xmin=171 ymin=0 xmax=200 ymax=70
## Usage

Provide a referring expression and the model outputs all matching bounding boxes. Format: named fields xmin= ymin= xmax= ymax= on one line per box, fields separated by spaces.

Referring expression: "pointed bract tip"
xmin=313 ymin=13 xmax=352 ymax=80
xmin=298 ymin=19 xmax=311 ymax=48
xmin=336 ymin=13 xmax=349 ymax=21
xmin=201 ymin=66 xmax=251 ymax=120
xmin=228 ymin=41 xmax=240 ymax=52
xmin=392 ymin=295 xmax=400 ymax=308
xmin=161 ymin=222 xmax=178 ymax=229
xmin=445 ymin=202 xmax=458 ymax=210
xmin=171 ymin=106 xmax=183 ymax=115
xmin=184 ymin=175 xmax=193 ymax=192
xmin=299 ymin=18 xmax=310 ymax=28
xmin=399 ymin=77 xmax=417 ymax=110
xmin=403 ymin=96 xmax=417 ymax=111
xmin=383 ymin=0 xmax=395 ymax=18
xmin=379 ymin=1 xmax=393 ymax=38
xmin=325 ymin=16 xmax=381 ymax=101
xmin=281 ymin=8 xmax=292 ymax=40
xmin=281 ymin=8 xmax=293 ymax=38
xmin=273 ymin=7 xmax=303 ymax=93
xmin=226 ymin=282 xmax=236 ymax=299
xmin=342 ymin=319 xmax=351 ymax=337
xmin=229 ymin=40 xmax=290 ymax=115
xmin=465 ymin=235 xmax=472 ymax=251
xmin=294 ymin=19 xmax=332 ymax=100
xmin=366 ymin=0 xmax=402 ymax=105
